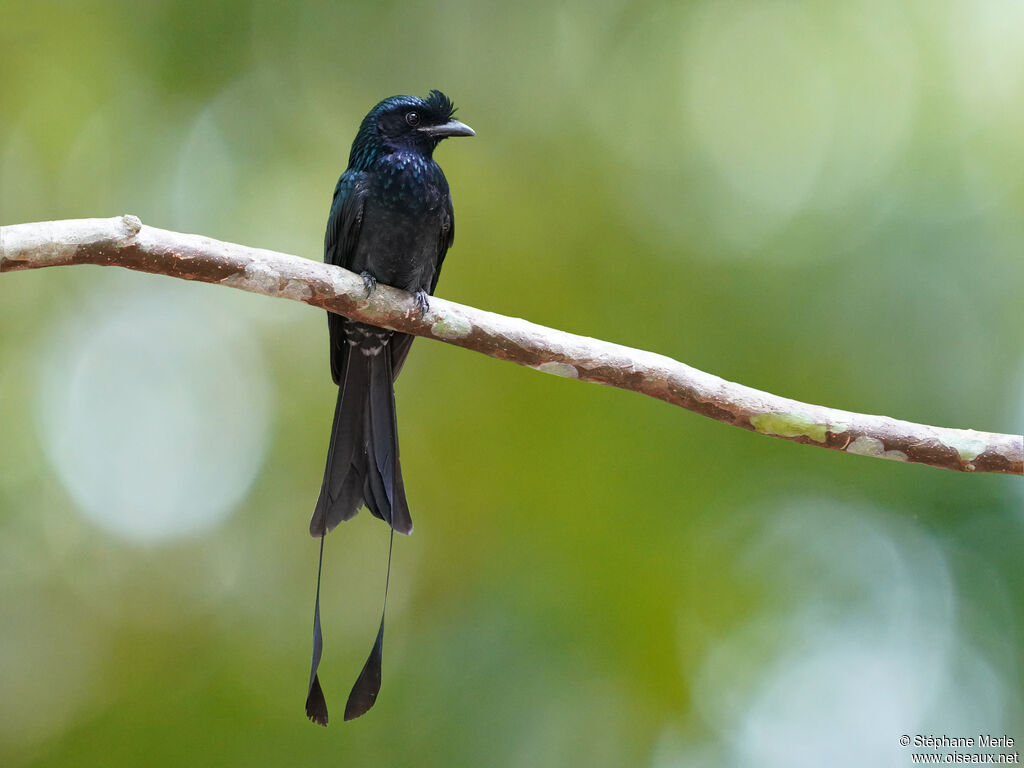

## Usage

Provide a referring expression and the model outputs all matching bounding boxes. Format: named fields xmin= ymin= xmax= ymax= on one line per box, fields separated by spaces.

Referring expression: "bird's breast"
xmin=353 ymin=156 xmax=450 ymax=292
xmin=374 ymin=154 xmax=447 ymax=211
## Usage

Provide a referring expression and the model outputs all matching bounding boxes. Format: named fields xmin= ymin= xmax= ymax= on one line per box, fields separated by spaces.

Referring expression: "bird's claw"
xmin=413 ymin=290 xmax=430 ymax=315
xmin=361 ymin=271 xmax=377 ymax=298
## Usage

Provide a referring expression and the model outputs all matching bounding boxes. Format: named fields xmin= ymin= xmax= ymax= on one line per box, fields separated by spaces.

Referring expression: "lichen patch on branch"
xmin=846 ymin=435 xmax=909 ymax=462
xmin=750 ymin=412 xmax=829 ymax=443
xmin=941 ymin=432 xmax=988 ymax=465
xmin=430 ymin=312 xmax=472 ymax=339
xmin=222 ymin=261 xmax=283 ymax=294
xmin=533 ymin=361 xmax=580 ymax=379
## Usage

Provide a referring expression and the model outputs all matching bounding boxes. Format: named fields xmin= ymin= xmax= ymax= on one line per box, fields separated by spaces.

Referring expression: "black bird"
xmin=305 ymin=90 xmax=474 ymax=726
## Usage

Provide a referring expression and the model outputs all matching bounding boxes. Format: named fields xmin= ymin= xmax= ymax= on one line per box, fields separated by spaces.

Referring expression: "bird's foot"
xmin=360 ymin=271 xmax=377 ymax=298
xmin=413 ymin=290 xmax=430 ymax=315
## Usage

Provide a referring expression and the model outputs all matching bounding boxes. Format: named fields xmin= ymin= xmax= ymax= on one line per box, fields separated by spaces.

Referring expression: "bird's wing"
xmin=325 ymin=170 xmax=370 ymax=385
xmin=392 ymin=192 xmax=455 ymax=379
xmin=429 ymin=191 xmax=455 ymax=294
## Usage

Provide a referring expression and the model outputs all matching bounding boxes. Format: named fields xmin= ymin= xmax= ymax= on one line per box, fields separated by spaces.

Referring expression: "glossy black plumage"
xmin=305 ymin=90 xmax=473 ymax=726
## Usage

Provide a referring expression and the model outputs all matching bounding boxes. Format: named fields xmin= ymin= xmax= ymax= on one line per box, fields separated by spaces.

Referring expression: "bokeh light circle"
xmin=682 ymin=498 xmax=1007 ymax=768
xmin=36 ymin=283 xmax=272 ymax=542
xmin=684 ymin=2 xmax=835 ymax=220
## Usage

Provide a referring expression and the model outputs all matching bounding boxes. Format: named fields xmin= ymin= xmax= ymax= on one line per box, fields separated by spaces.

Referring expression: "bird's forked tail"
xmin=305 ymin=343 xmax=410 ymax=725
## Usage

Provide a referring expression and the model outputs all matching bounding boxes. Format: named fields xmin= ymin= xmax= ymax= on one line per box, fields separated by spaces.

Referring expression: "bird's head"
xmin=350 ymin=90 xmax=474 ymax=166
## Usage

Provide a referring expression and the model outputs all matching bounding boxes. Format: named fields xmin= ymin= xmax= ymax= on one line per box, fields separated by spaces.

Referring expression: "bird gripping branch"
xmin=304 ymin=90 xmax=474 ymax=725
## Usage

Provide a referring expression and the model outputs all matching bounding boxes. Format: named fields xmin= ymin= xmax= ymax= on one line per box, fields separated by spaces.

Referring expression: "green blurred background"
xmin=2 ymin=1 xmax=1023 ymax=766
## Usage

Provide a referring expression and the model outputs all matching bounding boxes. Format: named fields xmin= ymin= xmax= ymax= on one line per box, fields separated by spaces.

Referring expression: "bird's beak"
xmin=418 ymin=120 xmax=475 ymax=138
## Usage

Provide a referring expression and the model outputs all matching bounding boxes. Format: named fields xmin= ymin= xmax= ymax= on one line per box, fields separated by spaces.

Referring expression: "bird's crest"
xmin=425 ymin=89 xmax=456 ymax=121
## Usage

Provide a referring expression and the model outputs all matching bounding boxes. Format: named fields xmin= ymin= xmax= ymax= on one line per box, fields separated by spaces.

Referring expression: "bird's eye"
xmin=405 ymin=112 xmax=420 ymax=127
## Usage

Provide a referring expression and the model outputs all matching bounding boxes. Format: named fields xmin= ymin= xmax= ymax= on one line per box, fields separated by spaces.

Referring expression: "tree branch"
xmin=2 ymin=215 xmax=1021 ymax=476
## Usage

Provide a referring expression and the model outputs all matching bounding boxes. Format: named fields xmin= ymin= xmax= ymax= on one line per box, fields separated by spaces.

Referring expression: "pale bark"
xmin=3 ymin=215 xmax=1021 ymax=476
